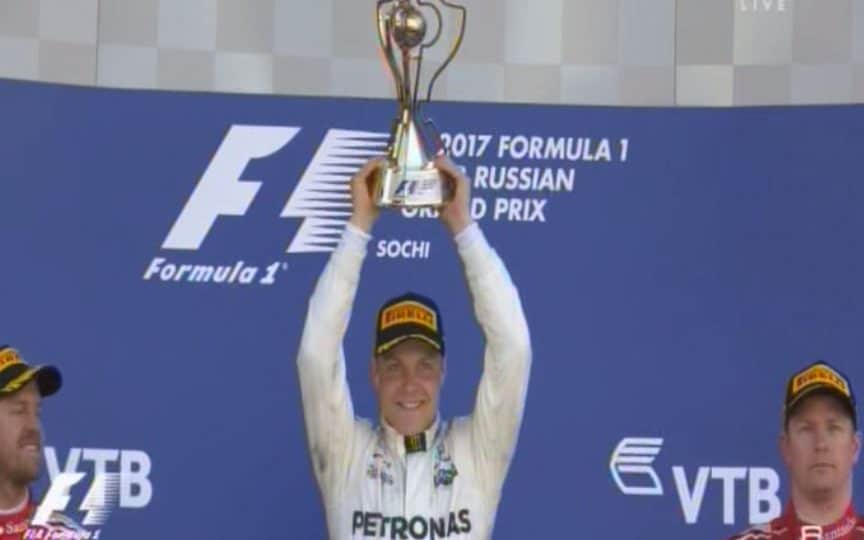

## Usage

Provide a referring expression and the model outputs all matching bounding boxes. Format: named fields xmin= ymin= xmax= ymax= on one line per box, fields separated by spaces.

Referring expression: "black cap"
xmin=374 ymin=292 xmax=444 ymax=356
xmin=784 ymin=361 xmax=856 ymax=427
xmin=0 ymin=345 xmax=62 ymax=397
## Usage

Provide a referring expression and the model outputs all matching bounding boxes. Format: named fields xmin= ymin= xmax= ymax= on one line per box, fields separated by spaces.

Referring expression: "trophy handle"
xmin=376 ymin=0 xmax=408 ymax=105
xmin=423 ymin=0 xmax=466 ymax=103
xmin=417 ymin=1 xmax=444 ymax=49
xmin=412 ymin=1 xmax=443 ymax=110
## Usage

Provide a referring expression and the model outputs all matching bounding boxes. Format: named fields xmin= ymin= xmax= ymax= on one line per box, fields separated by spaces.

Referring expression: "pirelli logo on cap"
xmin=380 ymin=301 xmax=438 ymax=332
xmin=0 ymin=348 xmax=22 ymax=371
xmin=792 ymin=365 xmax=850 ymax=398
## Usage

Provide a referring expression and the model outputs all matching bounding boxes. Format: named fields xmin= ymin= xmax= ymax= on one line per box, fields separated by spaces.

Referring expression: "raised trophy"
xmin=373 ymin=0 xmax=466 ymax=208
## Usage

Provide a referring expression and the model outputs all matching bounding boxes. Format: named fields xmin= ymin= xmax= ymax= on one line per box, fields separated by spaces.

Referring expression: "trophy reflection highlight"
xmin=374 ymin=0 xmax=466 ymax=208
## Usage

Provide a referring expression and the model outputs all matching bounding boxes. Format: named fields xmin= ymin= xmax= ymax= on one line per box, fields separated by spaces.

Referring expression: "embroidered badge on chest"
xmin=433 ymin=442 xmax=458 ymax=487
xmin=367 ymin=449 xmax=395 ymax=486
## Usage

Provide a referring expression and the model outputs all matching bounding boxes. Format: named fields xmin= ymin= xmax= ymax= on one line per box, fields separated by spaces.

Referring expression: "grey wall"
xmin=1 ymin=0 xmax=862 ymax=105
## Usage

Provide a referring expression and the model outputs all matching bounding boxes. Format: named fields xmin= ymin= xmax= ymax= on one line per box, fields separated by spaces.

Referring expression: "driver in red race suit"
xmin=0 ymin=346 xmax=61 ymax=540
xmin=730 ymin=361 xmax=863 ymax=540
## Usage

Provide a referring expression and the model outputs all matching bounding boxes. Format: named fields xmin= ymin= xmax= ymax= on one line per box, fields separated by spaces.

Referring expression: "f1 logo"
xmin=393 ymin=180 xmax=418 ymax=199
xmin=162 ymin=125 xmax=301 ymax=250
xmin=160 ymin=126 xmax=388 ymax=254
xmin=32 ymin=472 xmax=120 ymax=527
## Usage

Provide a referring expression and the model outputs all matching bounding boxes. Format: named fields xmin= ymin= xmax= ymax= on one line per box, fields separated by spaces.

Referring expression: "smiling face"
xmin=0 ymin=380 xmax=43 ymax=487
xmin=781 ymin=393 xmax=861 ymax=501
xmin=371 ymin=339 xmax=444 ymax=436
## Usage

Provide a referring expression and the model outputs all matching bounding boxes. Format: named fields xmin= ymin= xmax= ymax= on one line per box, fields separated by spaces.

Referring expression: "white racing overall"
xmin=297 ymin=224 xmax=531 ymax=540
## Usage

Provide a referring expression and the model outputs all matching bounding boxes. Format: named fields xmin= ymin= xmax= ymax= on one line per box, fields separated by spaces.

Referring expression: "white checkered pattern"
xmin=0 ymin=0 xmax=862 ymax=105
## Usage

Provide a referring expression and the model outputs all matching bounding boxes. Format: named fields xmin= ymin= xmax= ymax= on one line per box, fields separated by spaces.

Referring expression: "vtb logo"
xmin=32 ymin=447 xmax=153 ymax=528
xmin=609 ymin=437 xmax=664 ymax=496
xmin=162 ymin=125 xmax=388 ymax=254
xmin=610 ymin=437 xmax=781 ymax=525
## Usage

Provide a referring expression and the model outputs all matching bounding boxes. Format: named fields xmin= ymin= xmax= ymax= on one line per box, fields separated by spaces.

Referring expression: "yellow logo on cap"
xmin=2 ymin=368 xmax=37 ymax=393
xmin=792 ymin=365 xmax=850 ymax=398
xmin=380 ymin=301 xmax=437 ymax=332
xmin=0 ymin=349 xmax=23 ymax=371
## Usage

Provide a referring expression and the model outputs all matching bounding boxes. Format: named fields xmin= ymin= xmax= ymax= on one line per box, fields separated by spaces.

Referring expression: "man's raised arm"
xmin=437 ymin=157 xmax=533 ymax=494
xmin=296 ymin=159 xmax=382 ymax=489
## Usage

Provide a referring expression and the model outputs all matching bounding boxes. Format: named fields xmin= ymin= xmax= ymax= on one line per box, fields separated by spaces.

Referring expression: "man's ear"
xmin=779 ymin=431 xmax=792 ymax=468
xmin=854 ymin=431 xmax=862 ymax=465
xmin=370 ymin=356 xmax=379 ymax=391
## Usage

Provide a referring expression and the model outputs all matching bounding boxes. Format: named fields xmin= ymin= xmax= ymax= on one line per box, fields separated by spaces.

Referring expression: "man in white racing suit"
xmin=297 ymin=156 xmax=532 ymax=539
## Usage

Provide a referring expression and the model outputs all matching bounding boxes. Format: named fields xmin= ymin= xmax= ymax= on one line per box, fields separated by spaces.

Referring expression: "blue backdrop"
xmin=0 ymin=78 xmax=862 ymax=539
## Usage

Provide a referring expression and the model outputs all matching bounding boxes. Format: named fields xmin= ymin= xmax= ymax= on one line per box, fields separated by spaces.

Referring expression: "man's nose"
xmin=813 ymin=428 xmax=830 ymax=451
xmin=400 ymin=372 xmax=421 ymax=390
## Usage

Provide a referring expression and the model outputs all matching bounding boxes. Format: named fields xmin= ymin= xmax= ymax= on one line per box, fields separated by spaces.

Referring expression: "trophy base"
xmin=374 ymin=163 xmax=448 ymax=208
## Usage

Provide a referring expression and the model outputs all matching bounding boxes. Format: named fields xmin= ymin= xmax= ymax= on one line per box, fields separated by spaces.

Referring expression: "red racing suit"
xmin=0 ymin=495 xmax=34 ymax=539
xmin=730 ymin=503 xmax=864 ymax=540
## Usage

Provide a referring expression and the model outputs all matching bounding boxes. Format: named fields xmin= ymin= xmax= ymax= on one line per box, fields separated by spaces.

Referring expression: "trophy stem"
xmin=413 ymin=50 xmax=423 ymax=110
xmin=401 ymin=51 xmax=412 ymax=105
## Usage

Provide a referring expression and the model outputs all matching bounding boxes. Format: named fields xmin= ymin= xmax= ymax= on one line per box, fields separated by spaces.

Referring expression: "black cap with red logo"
xmin=784 ymin=361 xmax=856 ymax=428
xmin=374 ymin=292 xmax=445 ymax=356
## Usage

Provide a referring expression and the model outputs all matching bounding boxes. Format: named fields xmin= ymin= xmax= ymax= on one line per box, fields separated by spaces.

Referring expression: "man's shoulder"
xmin=0 ymin=498 xmax=32 ymax=526
xmin=437 ymin=417 xmax=468 ymax=453
xmin=448 ymin=416 xmax=470 ymax=431
xmin=727 ymin=519 xmax=783 ymax=539
xmin=354 ymin=416 xmax=376 ymax=441
xmin=445 ymin=416 xmax=473 ymax=443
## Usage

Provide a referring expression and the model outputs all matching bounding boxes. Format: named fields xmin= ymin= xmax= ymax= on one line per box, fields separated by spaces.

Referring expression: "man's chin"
xmin=9 ymin=472 xmax=38 ymax=488
xmin=388 ymin=413 xmax=434 ymax=436
xmin=13 ymin=460 xmax=41 ymax=485
xmin=803 ymin=479 xmax=841 ymax=500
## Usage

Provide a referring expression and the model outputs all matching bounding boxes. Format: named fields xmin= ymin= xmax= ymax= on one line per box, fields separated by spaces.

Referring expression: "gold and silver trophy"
xmin=373 ymin=0 xmax=466 ymax=208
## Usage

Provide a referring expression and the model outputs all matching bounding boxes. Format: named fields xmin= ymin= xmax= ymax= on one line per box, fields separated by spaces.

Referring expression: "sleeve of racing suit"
xmin=457 ymin=223 xmax=532 ymax=494
xmin=297 ymin=223 xmax=370 ymax=492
